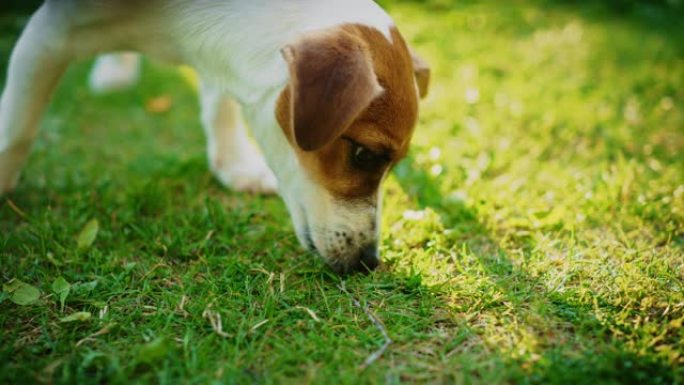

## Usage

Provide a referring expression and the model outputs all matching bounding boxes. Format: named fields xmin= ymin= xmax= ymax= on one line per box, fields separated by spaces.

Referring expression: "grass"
xmin=1 ymin=1 xmax=683 ymax=384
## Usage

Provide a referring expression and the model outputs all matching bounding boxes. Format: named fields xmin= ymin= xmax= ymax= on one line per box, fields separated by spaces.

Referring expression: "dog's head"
xmin=275 ymin=24 xmax=429 ymax=274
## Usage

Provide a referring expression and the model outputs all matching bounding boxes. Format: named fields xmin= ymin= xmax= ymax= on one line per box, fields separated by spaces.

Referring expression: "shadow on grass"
xmin=392 ymin=155 xmax=677 ymax=384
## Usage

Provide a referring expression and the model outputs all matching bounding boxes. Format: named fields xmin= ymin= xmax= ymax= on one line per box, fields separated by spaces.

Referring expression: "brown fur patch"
xmin=277 ymin=25 xmax=419 ymax=199
xmin=281 ymin=29 xmax=382 ymax=151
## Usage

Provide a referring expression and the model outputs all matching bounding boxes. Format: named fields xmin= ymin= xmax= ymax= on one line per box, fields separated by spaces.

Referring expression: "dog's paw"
xmin=211 ymin=154 xmax=278 ymax=195
xmin=0 ymin=160 xmax=20 ymax=196
xmin=89 ymin=53 xmax=141 ymax=94
xmin=0 ymin=144 xmax=26 ymax=196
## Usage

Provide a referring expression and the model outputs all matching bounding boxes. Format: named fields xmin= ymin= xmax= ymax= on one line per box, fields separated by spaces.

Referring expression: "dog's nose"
xmin=357 ymin=244 xmax=380 ymax=272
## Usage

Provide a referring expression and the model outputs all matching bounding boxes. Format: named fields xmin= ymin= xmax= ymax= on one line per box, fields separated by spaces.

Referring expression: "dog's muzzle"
xmin=303 ymin=228 xmax=380 ymax=275
xmin=329 ymin=243 xmax=380 ymax=275
xmin=357 ymin=244 xmax=380 ymax=271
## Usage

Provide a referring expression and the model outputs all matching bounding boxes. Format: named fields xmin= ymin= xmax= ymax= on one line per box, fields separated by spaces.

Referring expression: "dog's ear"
xmin=410 ymin=49 xmax=430 ymax=99
xmin=281 ymin=30 xmax=383 ymax=152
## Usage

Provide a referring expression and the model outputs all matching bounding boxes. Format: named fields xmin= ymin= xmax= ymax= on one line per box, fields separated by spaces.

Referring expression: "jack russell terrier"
xmin=0 ymin=0 xmax=430 ymax=274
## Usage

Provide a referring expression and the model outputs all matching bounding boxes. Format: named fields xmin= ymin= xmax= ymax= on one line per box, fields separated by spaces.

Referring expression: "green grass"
xmin=1 ymin=1 xmax=683 ymax=384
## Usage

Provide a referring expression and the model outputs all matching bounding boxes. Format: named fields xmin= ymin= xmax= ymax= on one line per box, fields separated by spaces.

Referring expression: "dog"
xmin=0 ymin=0 xmax=430 ymax=274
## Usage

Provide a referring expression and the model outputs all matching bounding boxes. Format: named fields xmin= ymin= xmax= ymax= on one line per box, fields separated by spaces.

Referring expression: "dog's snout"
xmin=327 ymin=244 xmax=380 ymax=275
xmin=357 ymin=244 xmax=380 ymax=272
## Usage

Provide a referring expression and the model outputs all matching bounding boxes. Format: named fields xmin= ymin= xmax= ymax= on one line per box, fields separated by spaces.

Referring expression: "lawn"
xmin=1 ymin=1 xmax=683 ymax=384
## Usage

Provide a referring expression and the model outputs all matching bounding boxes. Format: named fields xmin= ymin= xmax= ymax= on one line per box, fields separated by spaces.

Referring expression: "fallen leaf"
xmin=51 ymin=277 xmax=71 ymax=311
xmin=145 ymin=95 xmax=173 ymax=114
xmin=11 ymin=283 xmax=41 ymax=306
xmin=3 ymin=279 xmax=23 ymax=292
xmin=77 ymin=219 xmax=99 ymax=251
xmin=3 ymin=279 xmax=41 ymax=306
xmin=60 ymin=311 xmax=92 ymax=323
xmin=72 ymin=280 xmax=98 ymax=294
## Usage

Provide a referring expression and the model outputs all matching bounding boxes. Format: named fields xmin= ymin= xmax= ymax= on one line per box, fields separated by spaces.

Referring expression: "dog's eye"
xmin=348 ymin=141 xmax=390 ymax=172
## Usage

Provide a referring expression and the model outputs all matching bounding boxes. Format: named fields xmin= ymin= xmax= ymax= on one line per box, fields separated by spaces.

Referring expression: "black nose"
xmin=357 ymin=245 xmax=380 ymax=272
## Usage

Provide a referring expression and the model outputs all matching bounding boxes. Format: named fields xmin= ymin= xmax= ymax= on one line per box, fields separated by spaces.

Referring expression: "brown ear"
xmin=410 ymin=49 xmax=430 ymax=99
xmin=281 ymin=30 xmax=383 ymax=152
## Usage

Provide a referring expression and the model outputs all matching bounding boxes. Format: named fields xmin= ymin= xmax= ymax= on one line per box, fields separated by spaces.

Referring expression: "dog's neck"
xmin=159 ymin=0 xmax=398 ymax=189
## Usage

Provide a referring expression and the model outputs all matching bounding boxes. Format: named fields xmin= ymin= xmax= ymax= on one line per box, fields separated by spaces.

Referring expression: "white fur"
xmin=89 ymin=53 xmax=141 ymax=94
xmin=0 ymin=0 xmax=396 ymax=270
xmin=199 ymin=80 xmax=277 ymax=193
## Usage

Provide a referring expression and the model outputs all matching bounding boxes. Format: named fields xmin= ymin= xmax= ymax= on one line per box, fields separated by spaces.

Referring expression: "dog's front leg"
xmin=0 ymin=5 xmax=73 ymax=194
xmin=199 ymin=81 xmax=278 ymax=194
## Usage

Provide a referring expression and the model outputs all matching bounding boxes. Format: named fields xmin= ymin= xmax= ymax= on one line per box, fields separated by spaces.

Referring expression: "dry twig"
xmin=338 ymin=282 xmax=392 ymax=370
xmin=251 ymin=319 xmax=269 ymax=332
xmin=251 ymin=268 xmax=276 ymax=295
xmin=76 ymin=323 xmax=116 ymax=347
xmin=177 ymin=295 xmax=190 ymax=318
xmin=202 ymin=304 xmax=230 ymax=338
xmin=6 ymin=199 xmax=28 ymax=219
xmin=295 ymin=306 xmax=321 ymax=322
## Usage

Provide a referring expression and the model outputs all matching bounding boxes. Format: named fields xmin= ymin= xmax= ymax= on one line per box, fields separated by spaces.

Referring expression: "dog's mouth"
xmin=292 ymin=203 xmax=379 ymax=275
xmin=299 ymin=225 xmax=379 ymax=275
